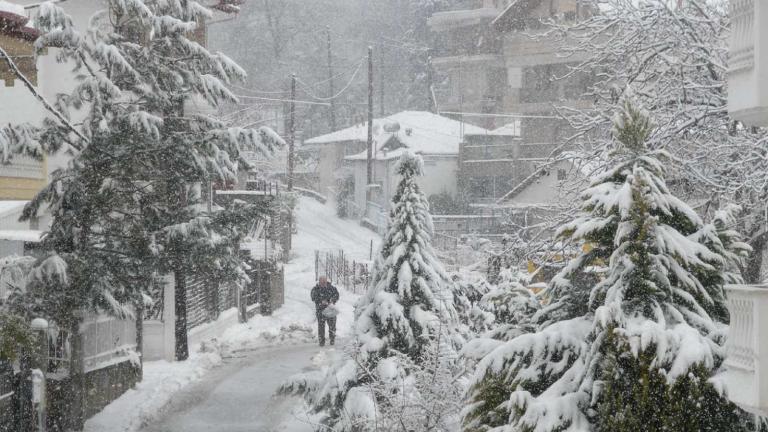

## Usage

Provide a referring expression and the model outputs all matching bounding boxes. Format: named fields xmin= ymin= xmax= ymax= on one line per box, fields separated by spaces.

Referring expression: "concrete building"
xmin=0 ymin=1 xmax=46 ymax=200
xmin=304 ymin=111 xmax=487 ymax=231
xmin=449 ymin=0 xmax=594 ymax=210
xmin=305 ymin=111 xmax=487 ymax=207
xmin=427 ymin=0 xmax=513 ymax=126
xmin=722 ymin=0 xmax=768 ymax=417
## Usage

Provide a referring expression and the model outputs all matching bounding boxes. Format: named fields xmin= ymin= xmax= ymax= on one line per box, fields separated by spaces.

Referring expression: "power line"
xmin=233 ymin=94 xmax=331 ymax=106
xmin=229 ymin=82 xmax=288 ymax=95
xmin=438 ymin=111 xmax=561 ymax=120
xmin=327 ymin=29 xmax=429 ymax=54
xmin=296 ymin=59 xmax=364 ymax=101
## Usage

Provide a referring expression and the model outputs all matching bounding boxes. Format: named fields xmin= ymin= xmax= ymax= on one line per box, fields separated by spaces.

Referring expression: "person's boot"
xmin=330 ymin=338 xmax=335 ymax=346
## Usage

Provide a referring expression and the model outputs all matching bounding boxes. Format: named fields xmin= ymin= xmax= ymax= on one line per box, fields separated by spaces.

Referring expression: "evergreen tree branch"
xmin=0 ymin=46 xmax=88 ymax=150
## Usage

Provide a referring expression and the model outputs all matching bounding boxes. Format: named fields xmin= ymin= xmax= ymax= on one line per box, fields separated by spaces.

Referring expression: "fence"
xmin=363 ymin=201 xmax=388 ymax=235
xmin=5 ymin=312 xmax=140 ymax=431
xmin=243 ymin=259 xmax=285 ymax=316
xmin=143 ymin=261 xmax=284 ymax=362
xmin=314 ymin=250 xmax=371 ymax=295
xmin=186 ymin=274 xmax=238 ymax=330
xmin=0 ymin=366 xmax=17 ymax=432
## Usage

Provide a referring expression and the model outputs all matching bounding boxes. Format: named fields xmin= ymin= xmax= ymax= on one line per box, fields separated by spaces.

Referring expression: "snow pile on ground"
xmin=84 ymin=197 xmax=380 ymax=432
xmin=84 ymin=351 xmax=223 ymax=432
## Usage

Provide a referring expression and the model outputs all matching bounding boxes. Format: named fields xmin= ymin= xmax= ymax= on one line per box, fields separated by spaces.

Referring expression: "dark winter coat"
xmin=311 ymin=283 xmax=339 ymax=311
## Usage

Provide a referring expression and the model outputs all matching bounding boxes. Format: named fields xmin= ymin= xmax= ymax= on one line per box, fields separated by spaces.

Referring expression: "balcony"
xmin=722 ymin=284 xmax=768 ymax=415
xmin=727 ymin=0 xmax=768 ymax=126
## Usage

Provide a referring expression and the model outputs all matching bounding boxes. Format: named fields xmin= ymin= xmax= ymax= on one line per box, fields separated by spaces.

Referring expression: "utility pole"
xmin=284 ymin=73 xmax=296 ymax=257
xmin=288 ymin=73 xmax=296 ymax=191
xmin=427 ymin=55 xmax=437 ymax=113
xmin=379 ymin=44 xmax=385 ymax=117
xmin=366 ymin=46 xmax=374 ymax=202
xmin=326 ymin=26 xmax=336 ymax=131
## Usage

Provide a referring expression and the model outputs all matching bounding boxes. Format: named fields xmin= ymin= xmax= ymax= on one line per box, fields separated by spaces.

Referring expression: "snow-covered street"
xmin=139 ymin=343 xmax=340 ymax=432
xmin=83 ymin=197 xmax=379 ymax=432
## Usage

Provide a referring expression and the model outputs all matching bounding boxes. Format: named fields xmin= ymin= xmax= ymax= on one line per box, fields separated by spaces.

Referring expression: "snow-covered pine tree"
xmin=462 ymin=101 xmax=758 ymax=432
xmin=281 ymin=152 xmax=461 ymax=430
xmin=477 ymin=268 xmax=539 ymax=341
xmin=452 ymin=269 xmax=494 ymax=335
xmin=3 ymin=1 xmax=280 ymax=355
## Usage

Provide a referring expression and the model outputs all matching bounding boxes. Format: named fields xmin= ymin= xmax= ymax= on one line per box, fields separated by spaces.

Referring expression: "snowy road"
xmin=141 ymin=343 xmax=339 ymax=432
xmin=134 ymin=198 xmax=378 ymax=432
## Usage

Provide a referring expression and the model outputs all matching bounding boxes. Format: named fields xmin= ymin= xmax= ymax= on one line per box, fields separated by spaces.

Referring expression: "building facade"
xmin=427 ymin=0 xmax=513 ymax=126
xmin=451 ymin=0 xmax=595 ymax=208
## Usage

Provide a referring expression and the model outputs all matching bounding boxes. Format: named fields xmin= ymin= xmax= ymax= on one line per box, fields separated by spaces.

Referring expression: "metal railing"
xmin=315 ymin=249 xmax=371 ymax=295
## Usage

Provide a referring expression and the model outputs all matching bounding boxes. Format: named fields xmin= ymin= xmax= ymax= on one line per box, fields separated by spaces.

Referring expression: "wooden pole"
xmin=379 ymin=44 xmax=385 ymax=117
xmin=366 ymin=46 xmax=374 ymax=201
xmin=288 ymin=73 xmax=296 ymax=192
xmin=326 ymin=26 xmax=337 ymax=131
xmin=427 ymin=55 xmax=437 ymax=113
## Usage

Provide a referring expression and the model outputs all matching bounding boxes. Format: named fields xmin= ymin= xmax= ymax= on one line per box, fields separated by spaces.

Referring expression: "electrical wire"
xmin=438 ymin=111 xmax=561 ymax=120
xmin=232 ymin=94 xmax=331 ymax=106
xmin=229 ymin=82 xmax=288 ymax=95
xmin=296 ymin=59 xmax=364 ymax=101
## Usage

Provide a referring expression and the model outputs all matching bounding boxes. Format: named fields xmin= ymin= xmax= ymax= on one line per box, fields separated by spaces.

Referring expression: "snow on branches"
xmin=462 ymin=102 xmax=755 ymax=432
xmin=281 ymin=152 xmax=463 ymax=431
xmin=544 ymin=0 xmax=768 ymax=280
xmin=1 ymin=1 xmax=282 ymax=325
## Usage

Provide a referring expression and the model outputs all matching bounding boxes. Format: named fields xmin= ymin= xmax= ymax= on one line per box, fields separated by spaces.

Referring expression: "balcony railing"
xmin=722 ymin=284 xmax=768 ymax=414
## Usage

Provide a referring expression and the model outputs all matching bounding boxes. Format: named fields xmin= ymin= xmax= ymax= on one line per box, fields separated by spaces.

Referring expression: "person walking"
xmin=311 ymin=276 xmax=339 ymax=346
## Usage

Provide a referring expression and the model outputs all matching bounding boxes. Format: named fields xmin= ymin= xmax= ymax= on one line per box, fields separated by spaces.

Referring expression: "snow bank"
xmin=84 ymin=351 xmax=223 ymax=432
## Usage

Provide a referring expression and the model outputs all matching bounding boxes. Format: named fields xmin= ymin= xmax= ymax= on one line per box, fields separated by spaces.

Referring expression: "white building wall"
xmin=351 ymin=155 xmax=459 ymax=215
xmin=508 ymin=160 xmax=580 ymax=206
xmin=5 ymin=0 xmax=104 ymax=178
xmin=419 ymin=156 xmax=458 ymax=199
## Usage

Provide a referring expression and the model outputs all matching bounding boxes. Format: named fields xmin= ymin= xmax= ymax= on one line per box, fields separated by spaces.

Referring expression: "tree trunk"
xmin=174 ymin=267 xmax=189 ymax=361
xmin=746 ymin=232 xmax=766 ymax=284
xmin=135 ymin=298 xmax=144 ymax=382
xmin=69 ymin=315 xmax=86 ymax=431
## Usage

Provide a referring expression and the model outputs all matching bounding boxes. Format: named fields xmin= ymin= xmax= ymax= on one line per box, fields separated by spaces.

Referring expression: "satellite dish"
xmin=383 ymin=121 xmax=401 ymax=133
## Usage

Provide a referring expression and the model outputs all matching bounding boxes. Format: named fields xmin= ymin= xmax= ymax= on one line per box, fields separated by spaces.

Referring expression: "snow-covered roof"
xmin=320 ymin=111 xmax=487 ymax=161
xmin=494 ymin=158 xmax=592 ymax=205
xmin=428 ymin=7 xmax=499 ymax=31
xmin=465 ymin=120 xmax=522 ymax=137
xmin=0 ymin=1 xmax=40 ymax=39
xmin=0 ymin=200 xmax=28 ymax=217
xmin=492 ymin=0 xmax=543 ymax=29
xmin=0 ymin=229 xmax=42 ymax=242
xmin=307 ymin=111 xmax=487 ymax=145
xmin=0 ymin=1 xmax=24 ymax=16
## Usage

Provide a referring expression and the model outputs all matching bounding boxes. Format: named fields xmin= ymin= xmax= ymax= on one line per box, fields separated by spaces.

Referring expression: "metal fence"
xmin=314 ymin=250 xmax=371 ymax=295
xmin=81 ymin=314 xmax=137 ymax=374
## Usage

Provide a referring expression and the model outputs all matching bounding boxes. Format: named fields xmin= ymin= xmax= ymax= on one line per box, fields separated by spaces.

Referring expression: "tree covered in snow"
xmin=451 ymin=269 xmax=493 ymax=335
xmin=545 ymin=0 xmax=767 ymax=281
xmin=1 ymin=0 xmax=281 ymax=356
xmin=477 ymin=268 xmax=539 ymax=341
xmin=461 ymin=102 xmax=759 ymax=432
xmin=281 ymin=152 xmax=462 ymax=430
